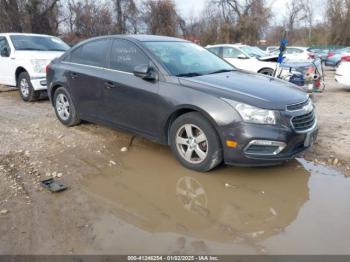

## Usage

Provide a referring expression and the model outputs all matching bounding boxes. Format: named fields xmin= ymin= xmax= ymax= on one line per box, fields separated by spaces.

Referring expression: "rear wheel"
xmin=18 ymin=72 xmax=40 ymax=102
xmin=53 ymin=87 xmax=80 ymax=127
xmin=170 ymin=112 xmax=223 ymax=172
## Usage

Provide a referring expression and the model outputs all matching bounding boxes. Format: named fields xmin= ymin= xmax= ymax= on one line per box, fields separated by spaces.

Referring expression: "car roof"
xmin=0 ymin=33 xmax=54 ymax=37
xmin=82 ymin=34 xmax=188 ymax=43
xmin=206 ymin=44 xmax=248 ymax=48
xmin=125 ymin=34 xmax=187 ymax=42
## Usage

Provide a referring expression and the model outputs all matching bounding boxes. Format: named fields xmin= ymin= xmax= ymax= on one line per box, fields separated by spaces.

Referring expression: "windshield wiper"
xmin=207 ymin=69 xmax=235 ymax=75
xmin=176 ymin=72 xmax=202 ymax=77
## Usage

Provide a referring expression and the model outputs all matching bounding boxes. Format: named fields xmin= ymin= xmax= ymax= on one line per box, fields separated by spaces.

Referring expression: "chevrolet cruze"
xmin=46 ymin=35 xmax=318 ymax=172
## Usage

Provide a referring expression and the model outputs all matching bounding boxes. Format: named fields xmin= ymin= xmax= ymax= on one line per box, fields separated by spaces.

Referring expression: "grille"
xmin=287 ymin=99 xmax=310 ymax=111
xmin=291 ymin=111 xmax=316 ymax=131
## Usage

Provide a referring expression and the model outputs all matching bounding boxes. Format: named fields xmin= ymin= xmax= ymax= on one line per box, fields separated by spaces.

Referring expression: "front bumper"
xmin=220 ymin=122 xmax=318 ymax=167
xmin=335 ymin=74 xmax=350 ymax=87
xmin=30 ymin=76 xmax=47 ymax=91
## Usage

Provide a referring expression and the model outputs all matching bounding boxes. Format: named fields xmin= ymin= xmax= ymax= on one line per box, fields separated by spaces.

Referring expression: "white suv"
xmin=0 ymin=33 xmax=69 ymax=101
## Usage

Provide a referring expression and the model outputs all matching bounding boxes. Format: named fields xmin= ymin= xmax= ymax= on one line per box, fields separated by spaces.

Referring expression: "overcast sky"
xmin=174 ymin=0 xmax=325 ymax=24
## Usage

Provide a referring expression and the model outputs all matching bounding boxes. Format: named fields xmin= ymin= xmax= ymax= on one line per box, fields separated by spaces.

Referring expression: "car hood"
xmin=179 ymin=70 xmax=308 ymax=110
xmin=14 ymin=50 xmax=65 ymax=60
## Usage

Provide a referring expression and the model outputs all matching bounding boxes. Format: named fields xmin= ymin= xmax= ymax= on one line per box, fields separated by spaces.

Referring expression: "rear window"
xmin=70 ymin=39 xmax=110 ymax=67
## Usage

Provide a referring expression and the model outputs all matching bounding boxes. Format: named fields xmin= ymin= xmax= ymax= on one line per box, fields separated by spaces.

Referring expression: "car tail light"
xmin=341 ymin=55 xmax=350 ymax=62
xmin=46 ymin=64 xmax=50 ymax=74
xmin=328 ymin=52 xmax=335 ymax=58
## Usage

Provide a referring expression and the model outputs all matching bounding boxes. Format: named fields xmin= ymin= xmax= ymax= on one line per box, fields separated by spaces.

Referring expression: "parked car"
xmin=0 ymin=33 xmax=69 ymax=101
xmin=307 ymin=48 xmax=329 ymax=62
xmin=206 ymin=44 xmax=277 ymax=75
xmin=270 ymin=46 xmax=314 ymax=61
xmin=266 ymin=46 xmax=279 ymax=54
xmin=47 ymin=35 xmax=317 ymax=172
xmin=325 ymin=47 xmax=350 ymax=67
xmin=335 ymin=56 xmax=350 ymax=88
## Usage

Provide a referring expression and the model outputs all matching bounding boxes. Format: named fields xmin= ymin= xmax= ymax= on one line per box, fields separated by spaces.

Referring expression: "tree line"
xmin=0 ymin=0 xmax=349 ymax=46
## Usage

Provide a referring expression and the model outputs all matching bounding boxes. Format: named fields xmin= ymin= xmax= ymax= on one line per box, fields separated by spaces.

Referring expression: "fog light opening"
xmin=244 ymin=140 xmax=286 ymax=156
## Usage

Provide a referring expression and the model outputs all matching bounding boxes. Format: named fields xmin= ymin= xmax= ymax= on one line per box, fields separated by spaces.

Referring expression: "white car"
xmin=335 ymin=58 xmax=350 ymax=88
xmin=0 ymin=33 xmax=69 ymax=101
xmin=206 ymin=44 xmax=277 ymax=75
xmin=270 ymin=46 xmax=313 ymax=61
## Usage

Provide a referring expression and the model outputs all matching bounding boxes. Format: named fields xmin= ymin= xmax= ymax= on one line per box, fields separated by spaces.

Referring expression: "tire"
xmin=258 ymin=68 xmax=274 ymax=76
xmin=17 ymin=72 xmax=40 ymax=102
xmin=169 ymin=112 xmax=223 ymax=172
xmin=53 ymin=87 xmax=80 ymax=127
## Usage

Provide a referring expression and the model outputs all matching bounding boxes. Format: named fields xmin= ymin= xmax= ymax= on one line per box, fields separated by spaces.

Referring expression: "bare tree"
xmin=64 ymin=0 xmax=113 ymax=41
xmin=142 ymin=0 xmax=184 ymax=37
xmin=205 ymin=0 xmax=271 ymax=44
xmin=114 ymin=0 xmax=138 ymax=34
xmin=327 ymin=0 xmax=350 ymax=45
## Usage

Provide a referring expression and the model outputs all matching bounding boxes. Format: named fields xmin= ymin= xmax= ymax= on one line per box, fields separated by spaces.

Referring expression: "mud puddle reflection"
xmin=85 ymin=142 xmax=350 ymax=254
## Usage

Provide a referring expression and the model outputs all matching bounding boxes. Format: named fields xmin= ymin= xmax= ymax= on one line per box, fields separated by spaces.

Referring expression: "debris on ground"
xmin=109 ymin=160 xmax=117 ymax=166
xmin=120 ymin=147 xmax=128 ymax=152
xmin=0 ymin=209 xmax=9 ymax=215
xmin=41 ymin=178 xmax=68 ymax=193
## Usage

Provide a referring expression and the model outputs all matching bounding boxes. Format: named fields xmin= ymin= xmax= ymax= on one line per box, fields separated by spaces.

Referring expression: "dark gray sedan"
xmin=46 ymin=35 xmax=317 ymax=172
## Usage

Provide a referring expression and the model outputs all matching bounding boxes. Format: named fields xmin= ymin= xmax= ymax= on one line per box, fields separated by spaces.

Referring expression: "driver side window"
xmin=223 ymin=47 xmax=243 ymax=58
xmin=109 ymin=39 xmax=149 ymax=73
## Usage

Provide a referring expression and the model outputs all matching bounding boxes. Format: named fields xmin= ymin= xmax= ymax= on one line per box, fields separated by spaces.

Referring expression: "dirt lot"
xmin=0 ymin=70 xmax=350 ymax=255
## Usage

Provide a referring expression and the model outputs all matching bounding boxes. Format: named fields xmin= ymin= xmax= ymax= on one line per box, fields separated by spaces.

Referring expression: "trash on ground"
xmin=270 ymin=207 xmax=278 ymax=216
xmin=120 ymin=147 xmax=128 ymax=152
xmin=41 ymin=178 xmax=68 ymax=193
xmin=224 ymin=183 xmax=238 ymax=189
xmin=109 ymin=160 xmax=117 ymax=166
xmin=0 ymin=209 xmax=9 ymax=215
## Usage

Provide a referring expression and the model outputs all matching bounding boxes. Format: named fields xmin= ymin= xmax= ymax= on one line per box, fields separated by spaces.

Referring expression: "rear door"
xmin=102 ymin=39 xmax=160 ymax=137
xmin=0 ymin=36 xmax=15 ymax=86
xmin=65 ymin=38 xmax=111 ymax=119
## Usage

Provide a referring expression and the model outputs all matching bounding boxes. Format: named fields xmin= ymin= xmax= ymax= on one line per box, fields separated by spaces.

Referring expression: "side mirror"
xmin=238 ymin=54 xmax=249 ymax=59
xmin=133 ymin=64 xmax=157 ymax=81
xmin=0 ymin=47 xmax=10 ymax=57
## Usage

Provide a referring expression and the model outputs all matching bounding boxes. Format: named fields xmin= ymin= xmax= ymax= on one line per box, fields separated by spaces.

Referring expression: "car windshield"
xmin=10 ymin=35 xmax=70 ymax=51
xmin=239 ymin=46 xmax=267 ymax=58
xmin=144 ymin=41 xmax=234 ymax=77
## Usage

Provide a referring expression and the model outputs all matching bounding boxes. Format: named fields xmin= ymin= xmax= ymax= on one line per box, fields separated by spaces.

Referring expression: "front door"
xmin=0 ymin=36 xmax=15 ymax=86
xmin=102 ymin=39 xmax=160 ymax=138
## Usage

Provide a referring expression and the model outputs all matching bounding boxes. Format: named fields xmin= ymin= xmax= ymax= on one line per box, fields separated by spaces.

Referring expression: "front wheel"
xmin=259 ymin=68 xmax=274 ymax=76
xmin=18 ymin=72 xmax=40 ymax=102
xmin=170 ymin=112 xmax=223 ymax=172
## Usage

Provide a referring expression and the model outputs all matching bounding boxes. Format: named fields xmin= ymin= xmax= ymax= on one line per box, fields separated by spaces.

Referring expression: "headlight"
xmin=31 ymin=59 xmax=51 ymax=73
xmin=236 ymin=103 xmax=277 ymax=125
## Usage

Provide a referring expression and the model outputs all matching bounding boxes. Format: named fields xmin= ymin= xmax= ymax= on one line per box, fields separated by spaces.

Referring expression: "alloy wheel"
xmin=20 ymin=78 xmax=30 ymax=98
xmin=176 ymin=124 xmax=208 ymax=164
xmin=55 ymin=93 xmax=70 ymax=121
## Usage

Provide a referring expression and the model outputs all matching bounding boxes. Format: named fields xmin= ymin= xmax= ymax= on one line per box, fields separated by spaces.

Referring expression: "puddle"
xmin=85 ymin=142 xmax=350 ymax=254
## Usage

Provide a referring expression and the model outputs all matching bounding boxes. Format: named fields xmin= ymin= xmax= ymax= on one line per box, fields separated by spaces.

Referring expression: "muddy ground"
xmin=0 ymin=70 xmax=350 ymax=255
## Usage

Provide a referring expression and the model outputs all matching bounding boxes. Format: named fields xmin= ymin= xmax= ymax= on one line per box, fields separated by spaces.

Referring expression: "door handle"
xmin=104 ymin=81 xmax=116 ymax=89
